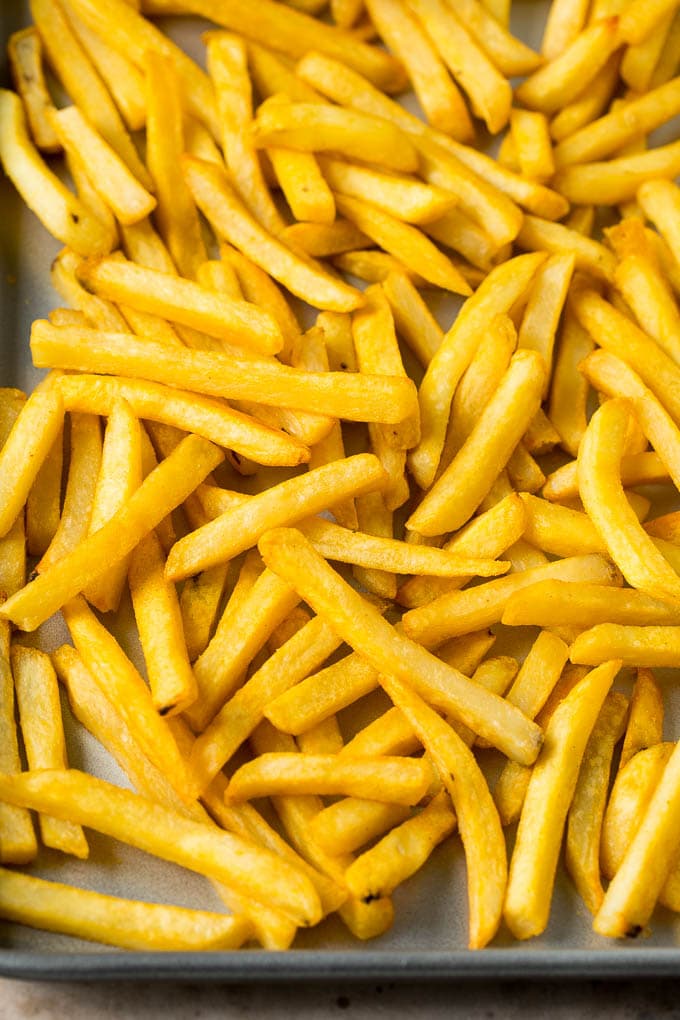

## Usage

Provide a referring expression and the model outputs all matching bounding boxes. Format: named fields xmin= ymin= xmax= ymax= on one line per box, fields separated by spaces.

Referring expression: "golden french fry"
xmin=543 ymin=451 xmax=669 ymax=502
xmin=517 ymin=215 xmax=616 ymax=281
xmin=1 ymin=434 xmax=223 ymax=631
xmin=0 ymin=768 xmax=321 ymax=928
xmin=379 ymin=673 xmax=506 ymax=949
xmin=518 ymin=255 xmax=574 ymax=384
xmin=259 ymin=527 xmax=543 ymax=765
xmin=382 ymin=270 xmax=443 ymax=367
xmin=621 ymin=668 xmax=664 ymax=770
xmin=268 ymin=146 xmax=335 ymax=224
xmin=320 ymin=157 xmax=455 ymax=226
xmin=310 ymin=799 xmax=411 ymax=856
xmin=50 ymin=106 xmax=155 ymax=226
xmin=578 ymin=398 xmax=680 ymax=604
xmin=504 ymin=581 xmax=680 ymax=629
xmin=364 ymin=0 xmax=473 ymax=139
xmin=166 ymin=454 xmax=387 ymax=580
xmin=601 ymin=743 xmax=673 ymax=880
xmin=570 ymin=624 xmax=680 ymax=668
xmin=504 ymin=660 xmax=621 ymax=940
xmin=25 ymin=425 xmax=63 ymax=558
xmin=510 ymin=109 xmax=555 ymax=182
xmin=226 ymin=752 xmax=435 ymax=805
xmin=11 ymin=645 xmax=88 ymax=859
xmin=549 ymin=53 xmax=621 ymax=142
xmin=402 ymin=554 xmax=621 ymax=647
xmin=7 ymin=27 xmax=60 ymax=152
xmin=0 ymin=867 xmax=252 ymax=951
xmin=541 ymin=0 xmax=590 ymax=58
xmin=554 ymin=141 xmax=680 ymax=206
xmin=408 ymin=350 xmax=546 ymax=536
xmin=447 ymin=0 xmax=541 ymax=75
xmin=548 ymin=307 xmax=593 ymax=457
xmin=0 ymin=620 xmax=36 ymax=864
xmin=345 ymin=791 xmax=456 ymax=902
xmin=618 ymin=0 xmax=679 ymax=45
xmin=613 ymin=253 xmax=680 ymax=365
xmin=183 ymin=155 xmax=364 ymax=312
xmin=565 ymin=692 xmax=629 ymax=914
xmin=282 ymin=218 xmax=370 ymax=257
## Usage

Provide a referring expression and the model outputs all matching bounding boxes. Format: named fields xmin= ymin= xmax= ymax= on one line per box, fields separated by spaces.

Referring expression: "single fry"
xmin=541 ymin=0 xmax=590 ymax=58
xmin=0 ymin=868 xmax=251 ymax=951
xmin=578 ymin=398 xmax=680 ymax=604
xmin=554 ymin=142 xmax=680 ymax=205
xmin=8 ymin=27 xmax=60 ymax=152
xmin=26 ymin=426 xmax=63 ymax=558
xmin=11 ymin=645 xmax=88 ymax=859
xmin=310 ymin=799 xmax=411 ymax=856
xmin=0 ymin=769 xmax=322 ymax=929
xmin=0 ymin=621 xmax=36 ymax=864
xmin=382 ymin=271 xmax=443 ymax=367
xmin=0 ymin=434 xmax=223 ymax=631
xmin=565 ymin=692 xmax=629 ymax=914
xmin=269 ymin=147 xmax=335 ymax=224
xmin=379 ymin=673 xmax=506 ymax=949
xmin=510 ymin=109 xmax=555 ymax=182
xmin=517 ymin=215 xmax=616 ymax=281
xmin=49 ymin=106 xmax=155 ymax=226
xmin=259 ymin=528 xmax=543 ymax=765
xmin=570 ymin=625 xmax=680 ymax=668
xmin=504 ymin=660 xmax=621 ymax=940
xmin=548 ymin=307 xmax=593 ymax=457
xmin=621 ymin=668 xmax=664 ymax=770
xmin=518 ymin=255 xmax=575 ymax=384
xmin=166 ymin=454 xmax=387 ymax=580
xmin=503 ymin=581 xmax=680 ymax=629
xmin=319 ymin=157 xmax=455 ymax=225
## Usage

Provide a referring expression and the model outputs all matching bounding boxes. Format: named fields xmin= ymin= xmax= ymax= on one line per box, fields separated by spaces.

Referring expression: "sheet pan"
xmin=3 ymin=0 xmax=680 ymax=981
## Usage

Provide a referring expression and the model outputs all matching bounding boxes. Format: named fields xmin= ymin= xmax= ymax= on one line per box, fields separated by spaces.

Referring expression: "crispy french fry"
xmin=504 ymin=580 xmax=680 ymax=629
xmin=365 ymin=0 xmax=473 ymax=139
xmin=166 ymin=454 xmax=387 ymax=580
xmin=259 ymin=527 xmax=543 ymax=765
xmin=11 ymin=645 xmax=88 ymax=859
xmin=548 ymin=307 xmax=593 ymax=457
xmin=0 ymin=620 xmax=36 ymax=864
xmin=565 ymin=691 xmax=629 ymax=914
xmin=402 ymin=554 xmax=621 ymax=646
xmin=555 ymin=142 xmax=680 ymax=206
xmin=379 ymin=673 xmax=506 ymax=949
xmin=268 ymin=146 xmax=335 ymax=224
xmin=549 ymin=53 xmax=621 ymax=142
xmin=408 ymin=350 xmax=546 ymax=536
xmin=25 ymin=425 xmax=63 ymax=558
xmin=382 ymin=271 xmax=443 ymax=367
xmin=579 ymin=398 xmax=680 ymax=603
xmin=510 ymin=109 xmax=555 ymax=182
xmin=282 ymin=219 xmax=370 ymax=257
xmin=8 ymin=27 xmax=60 ymax=152
xmin=518 ymin=255 xmax=574 ymax=384
xmin=320 ymin=157 xmax=455 ymax=226
xmin=621 ymin=668 xmax=664 ymax=770
xmin=541 ymin=0 xmax=590 ymax=58
xmin=1 ymin=434 xmax=223 ymax=631
xmin=517 ymin=215 xmax=616 ymax=282
xmin=446 ymin=0 xmax=542 ymax=76
xmin=0 ymin=768 xmax=321 ymax=928
xmin=310 ymin=799 xmax=411 ymax=856
xmin=504 ymin=660 xmax=621 ymax=940
xmin=613 ymin=253 xmax=680 ymax=366
xmin=0 ymin=868 xmax=251 ymax=951
xmin=570 ymin=624 xmax=680 ymax=668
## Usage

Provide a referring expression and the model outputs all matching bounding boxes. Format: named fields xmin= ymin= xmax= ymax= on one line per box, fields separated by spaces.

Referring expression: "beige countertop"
xmin=2 ymin=977 xmax=680 ymax=1018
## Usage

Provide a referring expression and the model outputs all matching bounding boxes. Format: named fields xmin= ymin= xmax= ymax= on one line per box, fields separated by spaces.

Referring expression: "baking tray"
xmin=3 ymin=0 xmax=680 ymax=982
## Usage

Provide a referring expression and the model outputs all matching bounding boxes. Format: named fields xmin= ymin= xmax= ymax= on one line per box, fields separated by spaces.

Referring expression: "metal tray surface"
xmin=3 ymin=0 xmax=680 ymax=982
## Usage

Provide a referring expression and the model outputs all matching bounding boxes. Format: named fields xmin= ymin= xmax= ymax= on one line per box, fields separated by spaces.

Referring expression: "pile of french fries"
xmin=4 ymin=0 xmax=680 ymax=954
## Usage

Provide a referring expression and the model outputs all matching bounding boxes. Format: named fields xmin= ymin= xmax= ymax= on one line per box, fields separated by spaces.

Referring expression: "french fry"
xmin=77 ymin=257 xmax=283 ymax=355
xmin=570 ymin=624 xmax=680 ymax=668
xmin=259 ymin=527 xmax=543 ymax=765
xmin=618 ymin=0 xmax=679 ymax=45
xmin=166 ymin=454 xmax=387 ymax=580
xmin=543 ymin=452 xmax=668 ymax=503
xmin=66 ymin=0 xmax=220 ymax=137
xmin=268 ymin=147 xmax=335 ymax=225
xmin=548 ymin=307 xmax=593 ymax=457
xmin=651 ymin=9 xmax=680 ymax=85
xmin=57 ymin=374 xmax=309 ymax=467
xmin=503 ymin=631 xmax=571 ymax=725
xmin=504 ymin=660 xmax=621 ymax=940
xmin=510 ymin=109 xmax=555 ymax=183
xmin=379 ymin=673 xmax=506 ymax=949
xmin=613 ymin=253 xmax=680 ymax=366
xmin=402 ymin=554 xmax=621 ymax=646
xmin=517 ymin=215 xmax=616 ymax=281
xmin=0 ymin=90 xmax=112 ymax=256
xmin=0 ymin=620 xmax=37 ymax=864
xmin=183 ymin=155 xmax=363 ymax=312
xmin=382 ymin=271 xmax=443 ymax=367
xmin=0 ymin=868 xmax=252 ymax=951
xmin=345 ymin=791 xmax=457 ymax=902
xmin=446 ymin=0 xmax=542 ymax=76
xmin=8 ymin=27 xmax=60 ymax=152
xmin=364 ymin=0 xmax=473 ymax=139
xmin=0 ymin=768 xmax=322 ymax=928
xmin=516 ymin=18 xmax=621 ymax=114
xmin=518 ymin=255 xmax=574 ymax=384
xmin=504 ymin=580 xmax=680 ymax=629
xmin=310 ymin=799 xmax=411 ymax=856
xmin=25 ymin=426 xmax=63 ymax=558
xmin=579 ymin=398 xmax=680 ymax=603
xmin=226 ymin=752 xmax=435 ymax=805
xmin=541 ymin=0 xmax=590 ymax=58
xmin=549 ymin=53 xmax=621 ymax=142
xmin=601 ymin=743 xmax=674 ymax=881
xmin=1 ymin=434 xmax=223 ymax=632
xmin=144 ymin=51 xmax=206 ymax=278
xmin=408 ymin=350 xmax=546 ymax=536
xmin=409 ymin=252 xmax=544 ymax=490
xmin=554 ymin=142 xmax=680 ymax=206
xmin=207 ymin=33 xmax=285 ymax=237
xmin=621 ymin=668 xmax=664 ymax=770
xmin=11 ymin=645 xmax=88 ymax=859
xmin=565 ymin=691 xmax=629 ymax=914
xmin=254 ymin=98 xmax=418 ymax=174
xmin=247 ymin=41 xmax=323 ymax=103
xmin=319 ymin=157 xmax=455 ymax=226
xmin=30 ymin=0 xmax=152 ymax=187
xmin=282 ymin=219 xmax=370 ymax=257
xmin=407 ymin=0 xmax=512 ymax=134
xmin=637 ymin=179 xmax=680 ymax=273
